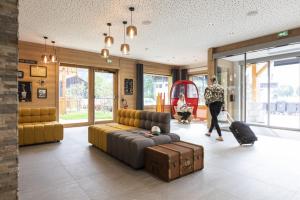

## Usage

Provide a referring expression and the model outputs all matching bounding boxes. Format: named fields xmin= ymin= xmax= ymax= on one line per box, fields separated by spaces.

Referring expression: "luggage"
xmin=145 ymin=146 xmax=180 ymax=181
xmin=229 ymin=121 xmax=258 ymax=145
xmin=159 ymin=143 xmax=194 ymax=176
xmin=174 ymin=141 xmax=204 ymax=171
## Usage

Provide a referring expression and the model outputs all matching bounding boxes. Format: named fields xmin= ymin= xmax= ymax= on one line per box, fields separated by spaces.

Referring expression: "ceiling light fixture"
xmin=41 ymin=36 xmax=48 ymax=64
xmin=121 ymin=21 xmax=130 ymax=55
xmin=104 ymin=23 xmax=114 ymax=47
xmin=49 ymin=41 xmax=57 ymax=63
xmin=100 ymin=33 xmax=109 ymax=58
xmin=126 ymin=7 xmax=137 ymax=39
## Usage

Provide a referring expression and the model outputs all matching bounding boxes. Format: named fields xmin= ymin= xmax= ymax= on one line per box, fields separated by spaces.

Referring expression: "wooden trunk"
xmin=145 ymin=146 xmax=180 ymax=182
xmin=174 ymin=141 xmax=204 ymax=171
xmin=159 ymin=143 xmax=194 ymax=176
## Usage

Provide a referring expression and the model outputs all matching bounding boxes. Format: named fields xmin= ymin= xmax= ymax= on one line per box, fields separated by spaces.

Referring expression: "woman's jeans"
xmin=208 ymin=101 xmax=223 ymax=136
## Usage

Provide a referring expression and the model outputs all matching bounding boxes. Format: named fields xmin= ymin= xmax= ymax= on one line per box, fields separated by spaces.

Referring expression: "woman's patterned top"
xmin=204 ymin=83 xmax=224 ymax=105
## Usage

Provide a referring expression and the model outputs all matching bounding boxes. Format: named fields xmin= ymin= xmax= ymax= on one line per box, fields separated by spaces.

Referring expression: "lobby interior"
xmin=1 ymin=0 xmax=300 ymax=200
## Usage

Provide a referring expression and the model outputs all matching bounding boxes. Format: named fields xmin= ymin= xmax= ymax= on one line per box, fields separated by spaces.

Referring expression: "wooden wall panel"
xmin=118 ymin=59 xmax=137 ymax=109
xmin=144 ymin=61 xmax=172 ymax=76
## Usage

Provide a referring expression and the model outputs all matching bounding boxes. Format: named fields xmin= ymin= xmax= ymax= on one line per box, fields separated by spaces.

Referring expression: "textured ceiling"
xmin=19 ymin=0 xmax=300 ymax=66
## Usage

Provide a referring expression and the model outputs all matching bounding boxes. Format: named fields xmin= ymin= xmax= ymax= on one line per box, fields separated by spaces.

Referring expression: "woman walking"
xmin=204 ymin=76 xmax=224 ymax=141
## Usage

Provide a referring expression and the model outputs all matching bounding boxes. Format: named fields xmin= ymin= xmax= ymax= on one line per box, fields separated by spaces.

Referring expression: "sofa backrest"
xmin=117 ymin=109 xmax=141 ymax=127
xmin=117 ymin=109 xmax=171 ymax=133
xmin=139 ymin=111 xmax=170 ymax=133
xmin=19 ymin=107 xmax=56 ymax=123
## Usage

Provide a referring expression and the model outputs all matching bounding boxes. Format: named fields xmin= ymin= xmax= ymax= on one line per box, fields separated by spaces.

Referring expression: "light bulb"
xmin=105 ymin=36 xmax=114 ymax=47
xmin=126 ymin=26 xmax=137 ymax=39
xmin=49 ymin=55 xmax=56 ymax=62
xmin=41 ymin=55 xmax=47 ymax=63
xmin=120 ymin=44 xmax=130 ymax=55
xmin=101 ymin=48 xmax=109 ymax=58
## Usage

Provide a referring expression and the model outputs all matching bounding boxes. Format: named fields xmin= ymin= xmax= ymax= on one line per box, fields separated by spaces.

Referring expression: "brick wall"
xmin=0 ymin=0 xmax=19 ymax=199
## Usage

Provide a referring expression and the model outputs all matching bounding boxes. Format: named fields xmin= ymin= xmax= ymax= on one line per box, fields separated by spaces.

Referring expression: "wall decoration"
xmin=30 ymin=65 xmax=47 ymax=77
xmin=37 ymin=88 xmax=47 ymax=99
xmin=18 ymin=81 xmax=32 ymax=102
xmin=124 ymin=78 xmax=133 ymax=95
xmin=18 ymin=59 xmax=37 ymax=64
xmin=17 ymin=71 xmax=24 ymax=78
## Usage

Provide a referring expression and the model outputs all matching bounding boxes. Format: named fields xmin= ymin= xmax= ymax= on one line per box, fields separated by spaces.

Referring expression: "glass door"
xmin=245 ymin=62 xmax=269 ymax=125
xmin=59 ymin=66 xmax=89 ymax=124
xmin=269 ymin=58 xmax=300 ymax=129
xmin=94 ymin=71 xmax=114 ymax=122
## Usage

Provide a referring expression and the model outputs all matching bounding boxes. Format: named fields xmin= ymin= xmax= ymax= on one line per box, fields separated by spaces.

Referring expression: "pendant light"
xmin=121 ymin=21 xmax=130 ymax=54
xmin=41 ymin=36 xmax=48 ymax=63
xmin=100 ymin=33 xmax=109 ymax=58
xmin=49 ymin=41 xmax=57 ymax=63
xmin=126 ymin=7 xmax=137 ymax=39
xmin=104 ymin=23 xmax=114 ymax=47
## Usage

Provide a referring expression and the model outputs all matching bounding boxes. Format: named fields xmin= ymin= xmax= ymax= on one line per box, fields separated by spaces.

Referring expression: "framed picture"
xmin=124 ymin=79 xmax=133 ymax=95
xmin=37 ymin=88 xmax=47 ymax=99
xmin=18 ymin=81 xmax=32 ymax=102
xmin=17 ymin=71 xmax=24 ymax=79
xmin=30 ymin=65 xmax=47 ymax=77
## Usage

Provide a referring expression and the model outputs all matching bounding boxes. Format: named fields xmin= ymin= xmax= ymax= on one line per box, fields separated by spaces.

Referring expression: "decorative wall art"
xmin=30 ymin=65 xmax=47 ymax=77
xmin=124 ymin=78 xmax=133 ymax=95
xmin=18 ymin=81 xmax=32 ymax=102
xmin=37 ymin=88 xmax=47 ymax=99
xmin=17 ymin=71 xmax=24 ymax=79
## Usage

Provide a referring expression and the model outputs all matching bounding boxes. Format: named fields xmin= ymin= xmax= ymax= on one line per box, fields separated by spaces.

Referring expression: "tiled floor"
xmin=19 ymin=121 xmax=300 ymax=200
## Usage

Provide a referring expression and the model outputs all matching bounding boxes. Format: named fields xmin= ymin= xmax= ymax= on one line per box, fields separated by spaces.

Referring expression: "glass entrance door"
xmin=269 ymin=58 xmax=300 ymax=129
xmin=94 ymin=71 xmax=114 ymax=122
xmin=245 ymin=62 xmax=269 ymax=125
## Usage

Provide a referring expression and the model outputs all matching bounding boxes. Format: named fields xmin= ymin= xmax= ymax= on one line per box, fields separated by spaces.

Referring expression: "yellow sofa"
xmin=88 ymin=109 xmax=140 ymax=152
xmin=18 ymin=107 xmax=63 ymax=145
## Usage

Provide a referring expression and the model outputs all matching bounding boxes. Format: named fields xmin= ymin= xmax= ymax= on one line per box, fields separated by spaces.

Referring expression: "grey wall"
xmin=0 ymin=0 xmax=19 ymax=199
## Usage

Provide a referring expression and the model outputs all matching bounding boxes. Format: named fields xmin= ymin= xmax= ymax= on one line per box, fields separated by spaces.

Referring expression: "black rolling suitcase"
xmin=220 ymin=111 xmax=257 ymax=145
xmin=229 ymin=121 xmax=257 ymax=145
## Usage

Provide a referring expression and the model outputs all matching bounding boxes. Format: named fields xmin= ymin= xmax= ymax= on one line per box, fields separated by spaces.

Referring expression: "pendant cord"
xmin=44 ymin=39 xmax=46 ymax=53
xmin=123 ymin=24 xmax=125 ymax=42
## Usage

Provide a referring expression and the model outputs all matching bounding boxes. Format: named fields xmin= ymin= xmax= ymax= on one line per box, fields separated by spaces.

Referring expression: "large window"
xmin=144 ymin=74 xmax=172 ymax=106
xmin=215 ymin=42 xmax=300 ymax=130
xmin=59 ymin=66 xmax=89 ymax=124
xmin=190 ymin=75 xmax=208 ymax=105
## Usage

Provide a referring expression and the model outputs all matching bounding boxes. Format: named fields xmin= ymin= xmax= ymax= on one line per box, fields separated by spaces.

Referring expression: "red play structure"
xmin=170 ymin=80 xmax=199 ymax=118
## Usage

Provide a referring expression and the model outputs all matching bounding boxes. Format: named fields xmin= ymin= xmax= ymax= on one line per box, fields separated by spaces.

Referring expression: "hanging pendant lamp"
xmin=126 ymin=7 xmax=137 ymax=39
xmin=41 ymin=36 xmax=48 ymax=64
xmin=49 ymin=41 xmax=57 ymax=63
xmin=121 ymin=21 xmax=130 ymax=54
xmin=101 ymin=33 xmax=110 ymax=58
xmin=104 ymin=23 xmax=114 ymax=47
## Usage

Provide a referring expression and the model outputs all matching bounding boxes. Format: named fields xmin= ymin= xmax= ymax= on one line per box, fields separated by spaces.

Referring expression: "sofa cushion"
xmin=18 ymin=122 xmax=63 ymax=145
xmin=139 ymin=111 xmax=170 ymax=133
xmin=19 ymin=107 xmax=57 ymax=123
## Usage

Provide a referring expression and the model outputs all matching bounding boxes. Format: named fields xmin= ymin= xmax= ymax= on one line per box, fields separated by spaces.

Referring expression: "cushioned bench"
xmin=88 ymin=109 xmax=180 ymax=168
xmin=107 ymin=130 xmax=172 ymax=169
xmin=19 ymin=107 xmax=63 ymax=145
